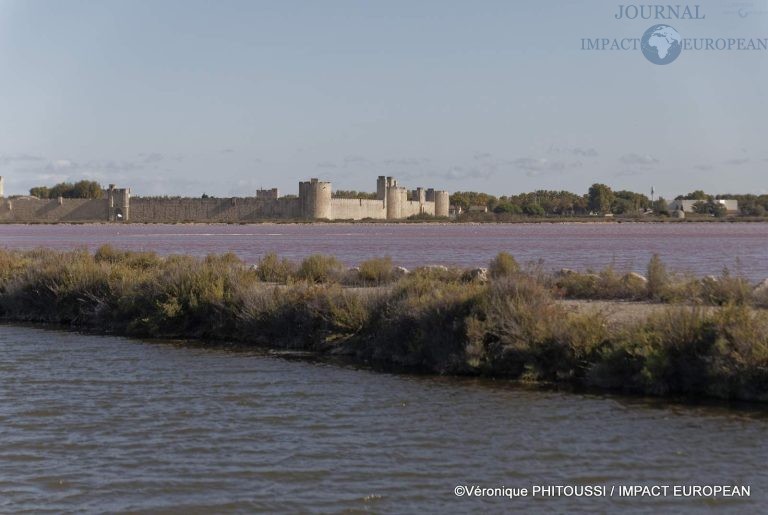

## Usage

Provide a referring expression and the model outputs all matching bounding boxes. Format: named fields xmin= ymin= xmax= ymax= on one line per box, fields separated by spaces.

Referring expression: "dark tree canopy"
xmin=332 ymin=190 xmax=377 ymax=199
xmin=30 ymin=180 xmax=103 ymax=199
xmin=588 ymin=183 xmax=615 ymax=213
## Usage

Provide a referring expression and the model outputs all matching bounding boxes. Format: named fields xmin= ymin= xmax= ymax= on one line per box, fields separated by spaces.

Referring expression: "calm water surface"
xmin=1 ymin=222 xmax=768 ymax=280
xmin=1 ymin=325 xmax=766 ymax=513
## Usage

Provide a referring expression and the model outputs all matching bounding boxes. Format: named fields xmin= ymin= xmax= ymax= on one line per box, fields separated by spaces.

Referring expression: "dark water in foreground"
xmin=1 ymin=222 xmax=768 ymax=281
xmin=1 ymin=326 xmax=766 ymax=513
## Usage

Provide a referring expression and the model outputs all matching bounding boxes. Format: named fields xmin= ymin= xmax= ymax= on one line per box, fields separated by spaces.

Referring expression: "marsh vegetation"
xmin=1 ymin=246 xmax=767 ymax=401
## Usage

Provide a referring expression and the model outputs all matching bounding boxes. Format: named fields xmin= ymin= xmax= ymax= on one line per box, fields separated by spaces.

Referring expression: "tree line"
xmin=450 ymin=184 xmax=768 ymax=218
xmin=30 ymin=180 xmax=104 ymax=199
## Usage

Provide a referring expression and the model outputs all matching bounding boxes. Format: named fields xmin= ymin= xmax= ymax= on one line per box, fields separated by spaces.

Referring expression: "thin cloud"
xmin=381 ymin=157 xmax=430 ymax=166
xmin=573 ymin=147 xmax=599 ymax=157
xmin=438 ymin=166 xmax=494 ymax=181
xmin=619 ymin=153 xmax=660 ymax=166
xmin=0 ymin=153 xmax=45 ymax=166
xmin=343 ymin=155 xmax=369 ymax=166
xmin=694 ymin=164 xmax=714 ymax=171
xmin=725 ymin=158 xmax=750 ymax=165
xmin=45 ymin=159 xmax=77 ymax=171
xmin=511 ymin=157 xmax=582 ymax=176
xmin=138 ymin=152 xmax=165 ymax=164
xmin=473 ymin=152 xmax=492 ymax=160
xmin=316 ymin=161 xmax=337 ymax=169
xmin=548 ymin=146 xmax=599 ymax=158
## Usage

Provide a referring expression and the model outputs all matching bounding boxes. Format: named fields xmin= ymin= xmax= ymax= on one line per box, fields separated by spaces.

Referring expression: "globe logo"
xmin=641 ymin=24 xmax=683 ymax=65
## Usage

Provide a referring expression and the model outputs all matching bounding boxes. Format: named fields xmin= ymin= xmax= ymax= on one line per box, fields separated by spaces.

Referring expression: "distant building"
xmin=669 ymin=199 xmax=738 ymax=213
xmin=468 ymin=205 xmax=488 ymax=213
xmin=256 ymin=188 xmax=279 ymax=200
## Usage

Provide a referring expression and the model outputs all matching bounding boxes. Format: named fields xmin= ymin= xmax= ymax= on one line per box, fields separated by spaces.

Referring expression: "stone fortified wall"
xmin=129 ymin=197 xmax=302 ymax=223
xmin=0 ymin=176 xmax=449 ymax=222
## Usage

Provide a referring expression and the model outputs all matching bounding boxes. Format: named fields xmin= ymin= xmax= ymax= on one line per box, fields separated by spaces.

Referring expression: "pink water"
xmin=1 ymin=222 xmax=767 ymax=281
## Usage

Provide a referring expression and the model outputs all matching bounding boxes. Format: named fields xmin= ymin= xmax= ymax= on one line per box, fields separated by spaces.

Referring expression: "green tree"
xmin=611 ymin=198 xmax=634 ymax=214
xmin=691 ymin=201 xmax=709 ymax=214
xmin=493 ymin=202 xmax=522 ymax=215
xmin=28 ymin=180 xmax=103 ymax=199
xmin=450 ymin=191 xmax=498 ymax=211
xmin=72 ymin=180 xmax=103 ymax=199
xmin=712 ymin=203 xmax=727 ymax=218
xmin=332 ymin=190 xmax=377 ymax=199
xmin=29 ymin=186 xmax=50 ymax=198
xmin=588 ymin=183 xmax=614 ymax=213
xmin=522 ymin=203 xmax=545 ymax=216
xmin=613 ymin=190 xmax=650 ymax=213
xmin=681 ymin=190 xmax=710 ymax=201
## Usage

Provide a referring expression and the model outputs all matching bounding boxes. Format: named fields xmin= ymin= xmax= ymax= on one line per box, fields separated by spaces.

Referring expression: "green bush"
xmin=256 ymin=252 xmax=296 ymax=283
xmin=297 ymin=254 xmax=344 ymax=283
xmin=700 ymin=269 xmax=752 ymax=306
xmin=488 ymin=252 xmax=519 ymax=279
xmin=2 ymin=248 xmax=768 ymax=401
xmin=554 ymin=267 xmax=647 ymax=300
xmin=646 ymin=253 xmax=668 ymax=300
xmin=357 ymin=256 xmax=395 ymax=285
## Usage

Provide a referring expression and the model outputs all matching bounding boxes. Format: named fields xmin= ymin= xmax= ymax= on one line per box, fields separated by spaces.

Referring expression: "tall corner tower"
xmin=300 ymin=178 xmax=332 ymax=219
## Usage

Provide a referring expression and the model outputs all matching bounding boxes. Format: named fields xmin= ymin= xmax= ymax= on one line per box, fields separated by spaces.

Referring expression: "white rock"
xmin=625 ymin=272 xmax=648 ymax=284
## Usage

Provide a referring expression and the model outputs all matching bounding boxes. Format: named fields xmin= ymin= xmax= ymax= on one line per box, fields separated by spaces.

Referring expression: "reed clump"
xmin=1 ymin=246 xmax=767 ymax=401
xmin=356 ymin=256 xmax=396 ymax=286
xmin=297 ymin=254 xmax=344 ymax=283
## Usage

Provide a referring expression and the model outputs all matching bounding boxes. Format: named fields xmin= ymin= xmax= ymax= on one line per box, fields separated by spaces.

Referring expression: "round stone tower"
xmin=386 ymin=185 xmax=403 ymax=220
xmin=301 ymin=178 xmax=332 ymax=219
xmin=435 ymin=191 xmax=450 ymax=218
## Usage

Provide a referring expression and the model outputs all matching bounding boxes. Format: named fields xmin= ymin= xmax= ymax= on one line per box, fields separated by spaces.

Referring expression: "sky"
xmin=0 ymin=0 xmax=766 ymax=199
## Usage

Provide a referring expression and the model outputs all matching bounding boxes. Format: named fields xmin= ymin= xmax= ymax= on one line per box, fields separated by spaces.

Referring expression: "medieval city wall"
xmin=0 ymin=198 xmax=109 ymax=222
xmin=329 ymin=198 xmax=387 ymax=220
xmin=0 ymin=176 xmax=449 ymax=222
xmin=128 ymin=197 xmax=302 ymax=223
xmin=401 ymin=200 xmax=435 ymax=218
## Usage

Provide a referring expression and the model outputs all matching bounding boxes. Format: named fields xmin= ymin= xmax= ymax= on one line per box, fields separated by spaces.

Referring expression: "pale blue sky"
xmin=0 ymin=0 xmax=766 ymax=198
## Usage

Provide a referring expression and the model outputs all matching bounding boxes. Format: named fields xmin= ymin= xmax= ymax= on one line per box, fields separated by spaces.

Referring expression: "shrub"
xmin=297 ymin=254 xmax=344 ymax=283
xmin=554 ymin=267 xmax=646 ymax=300
xmin=3 ymin=247 xmax=768 ymax=402
xmin=465 ymin=275 xmax=562 ymax=378
xmin=94 ymin=244 xmax=161 ymax=270
xmin=488 ymin=252 xmax=520 ymax=279
xmin=256 ymin=252 xmax=296 ymax=283
xmin=357 ymin=256 xmax=395 ymax=285
xmin=553 ymin=271 xmax=600 ymax=298
xmin=700 ymin=268 xmax=752 ymax=306
xmin=753 ymin=283 xmax=768 ymax=308
xmin=367 ymin=274 xmax=482 ymax=372
xmin=646 ymin=253 xmax=668 ymax=300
